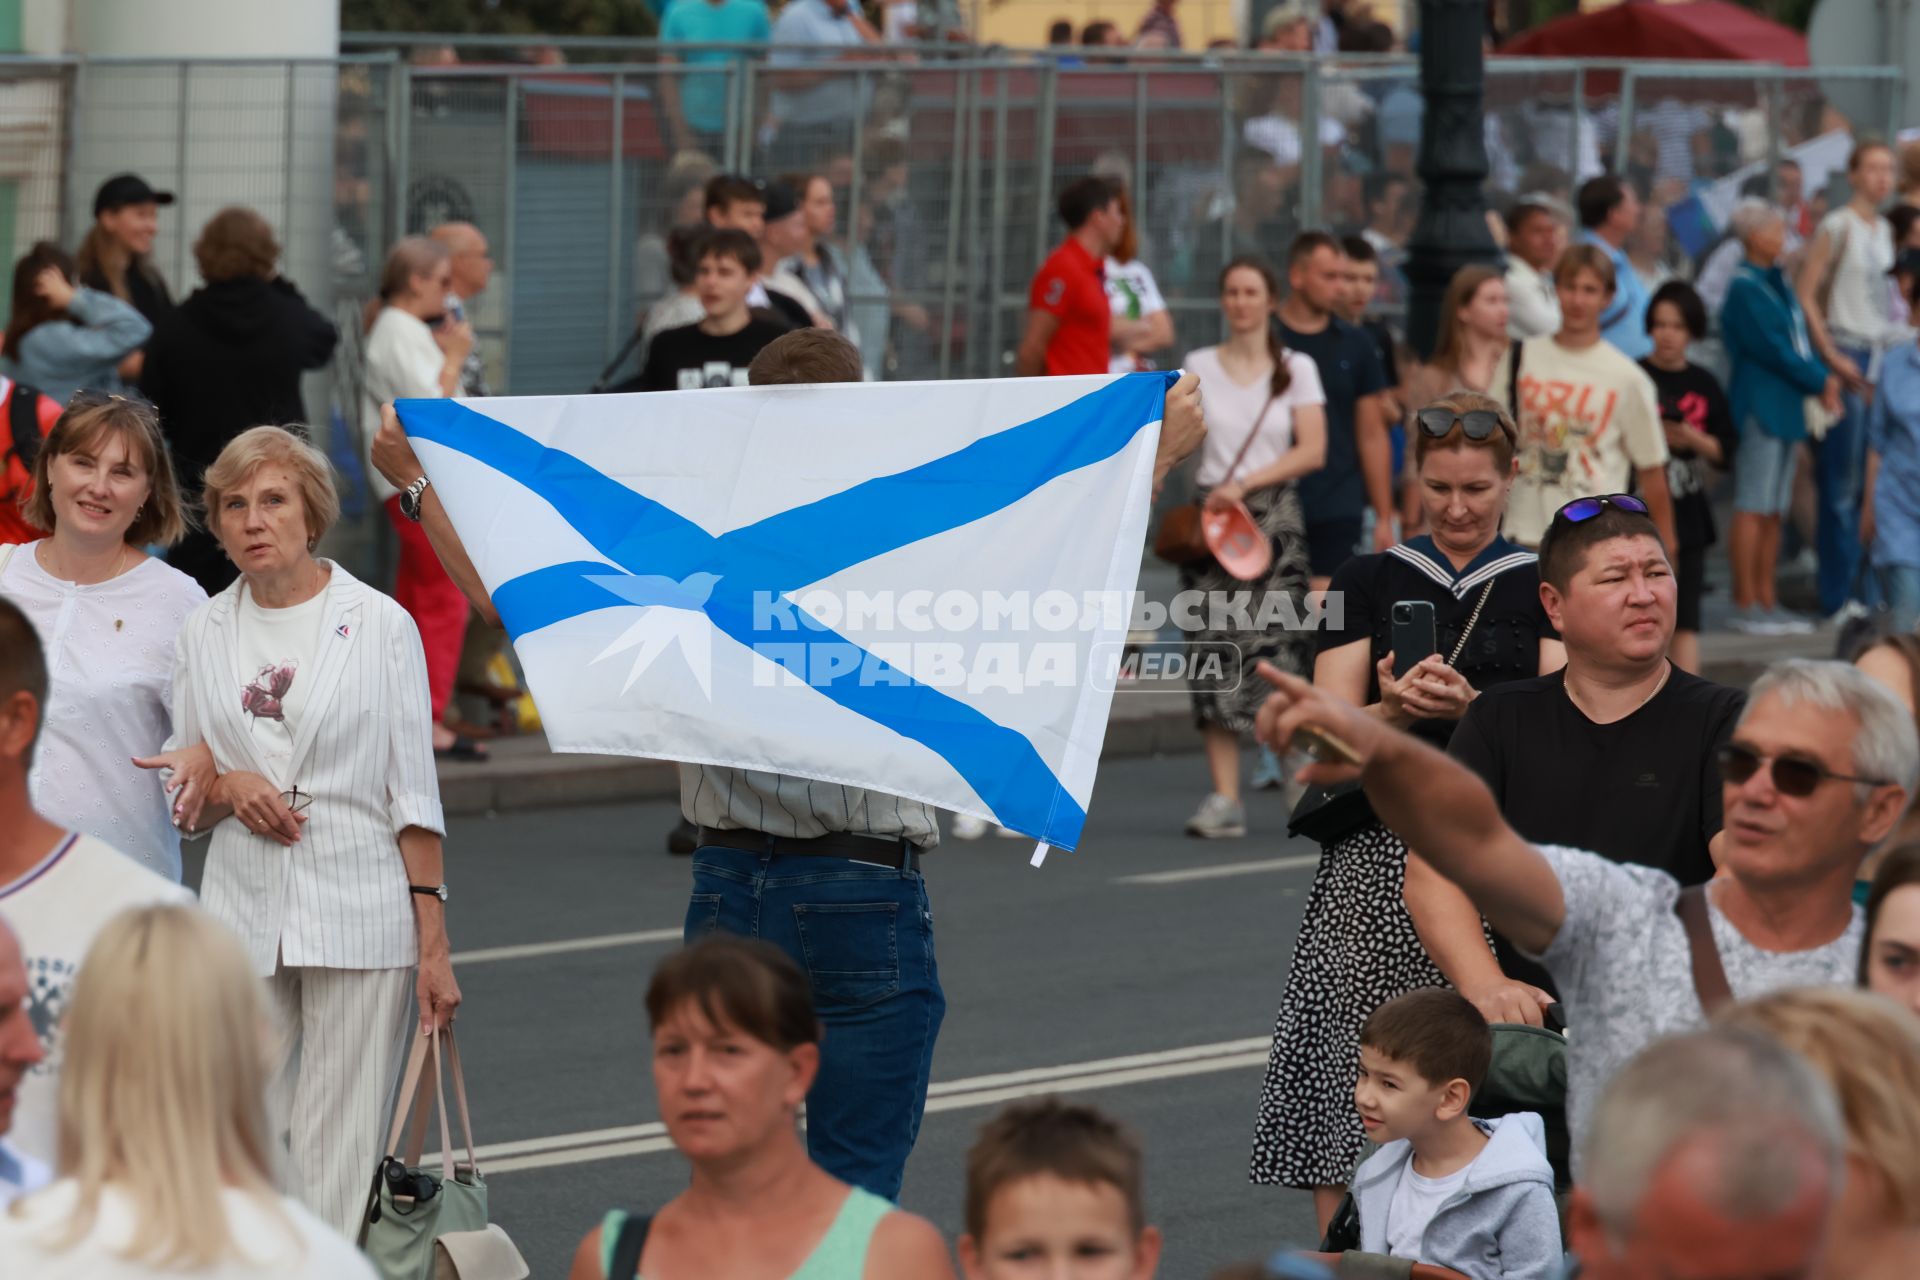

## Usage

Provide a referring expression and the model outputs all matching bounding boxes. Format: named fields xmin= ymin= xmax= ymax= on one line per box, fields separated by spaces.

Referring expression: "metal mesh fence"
xmin=0 ymin=49 xmax=1901 ymax=568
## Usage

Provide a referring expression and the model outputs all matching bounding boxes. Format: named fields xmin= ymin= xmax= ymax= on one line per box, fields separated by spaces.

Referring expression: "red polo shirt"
xmin=1028 ymin=236 xmax=1110 ymax=376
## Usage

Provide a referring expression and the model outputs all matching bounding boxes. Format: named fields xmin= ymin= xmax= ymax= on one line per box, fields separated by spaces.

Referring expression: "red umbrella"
xmin=1499 ymin=0 xmax=1809 ymax=66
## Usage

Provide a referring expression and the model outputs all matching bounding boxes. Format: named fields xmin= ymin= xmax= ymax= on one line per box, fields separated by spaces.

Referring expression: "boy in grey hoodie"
xmin=1351 ymin=988 xmax=1562 ymax=1279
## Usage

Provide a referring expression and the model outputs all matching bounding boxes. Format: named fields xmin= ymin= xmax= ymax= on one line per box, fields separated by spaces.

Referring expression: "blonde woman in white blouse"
xmin=0 ymin=905 xmax=375 ymax=1279
xmin=141 ymin=426 xmax=459 ymax=1239
xmin=0 ymin=394 xmax=203 ymax=879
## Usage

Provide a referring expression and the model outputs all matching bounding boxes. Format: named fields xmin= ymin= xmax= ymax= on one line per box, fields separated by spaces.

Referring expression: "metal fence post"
xmin=965 ymin=64 xmax=986 ymax=377
xmin=1612 ymin=66 xmax=1635 ymax=182
xmin=283 ymin=61 xmax=297 ymax=237
xmin=503 ymin=74 xmax=518 ymax=389
xmin=986 ymin=64 xmax=1009 ymax=377
xmin=1219 ymin=63 xmax=1234 ymax=284
xmin=175 ymin=62 xmax=191 ymax=286
xmin=735 ymin=59 xmax=755 ymax=172
xmin=1033 ymin=64 xmax=1057 ymax=263
xmin=391 ymin=60 xmax=411 ymax=242
xmin=1133 ymin=65 xmax=1147 ymax=192
xmin=608 ymin=71 xmax=625 ymax=361
xmin=1570 ymin=64 xmax=1585 ymax=187
xmin=60 ymin=60 xmax=86 ymax=245
xmin=1886 ymin=66 xmax=1904 ymax=154
xmin=938 ymin=66 xmax=969 ymax=381
xmin=1764 ymin=72 xmax=1782 ymax=207
xmin=1300 ymin=58 xmax=1323 ymax=232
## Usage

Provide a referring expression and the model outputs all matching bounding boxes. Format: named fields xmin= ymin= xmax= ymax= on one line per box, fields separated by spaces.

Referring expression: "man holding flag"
xmin=371 ymin=334 xmax=1205 ymax=1199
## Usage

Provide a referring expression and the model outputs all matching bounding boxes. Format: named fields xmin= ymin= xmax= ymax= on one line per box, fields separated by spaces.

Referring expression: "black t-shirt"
xmin=1637 ymin=359 xmax=1738 ymax=551
xmin=634 ymin=314 xmax=792 ymax=392
xmin=1447 ymin=665 xmax=1746 ymax=993
xmin=1318 ymin=537 xmax=1557 ymax=748
xmin=1361 ymin=316 xmax=1399 ymax=391
xmin=1276 ymin=314 xmax=1387 ymax=526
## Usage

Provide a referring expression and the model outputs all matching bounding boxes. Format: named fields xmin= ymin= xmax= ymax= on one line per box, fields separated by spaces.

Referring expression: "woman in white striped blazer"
xmin=141 ymin=425 xmax=460 ymax=1240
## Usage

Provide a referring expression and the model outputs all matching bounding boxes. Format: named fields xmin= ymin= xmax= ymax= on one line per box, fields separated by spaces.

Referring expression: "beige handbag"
xmin=433 ymin=1226 xmax=529 ymax=1280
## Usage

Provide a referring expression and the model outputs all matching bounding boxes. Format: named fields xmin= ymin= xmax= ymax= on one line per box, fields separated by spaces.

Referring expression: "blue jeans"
xmin=1816 ymin=344 xmax=1873 ymax=614
xmin=1882 ymin=564 xmax=1920 ymax=634
xmin=684 ymin=845 xmax=945 ymax=1201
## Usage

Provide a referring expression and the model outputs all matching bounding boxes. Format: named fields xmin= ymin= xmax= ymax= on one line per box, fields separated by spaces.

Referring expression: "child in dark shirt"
xmin=634 ymin=228 xmax=791 ymax=392
xmin=1638 ymin=280 xmax=1737 ymax=673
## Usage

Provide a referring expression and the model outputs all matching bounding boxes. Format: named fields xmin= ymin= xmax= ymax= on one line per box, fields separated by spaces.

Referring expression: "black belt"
xmin=696 ymin=826 xmax=921 ymax=872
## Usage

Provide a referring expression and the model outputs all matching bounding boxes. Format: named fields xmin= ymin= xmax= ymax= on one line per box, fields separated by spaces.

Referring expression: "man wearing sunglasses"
xmin=1256 ymin=653 xmax=1915 ymax=1180
xmin=1404 ymin=495 xmax=1745 ymax=1028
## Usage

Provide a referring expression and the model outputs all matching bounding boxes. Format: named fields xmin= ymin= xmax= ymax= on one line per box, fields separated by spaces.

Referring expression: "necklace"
xmin=43 ymin=540 xmax=131 ymax=632
xmin=1567 ymin=659 xmax=1671 ymax=724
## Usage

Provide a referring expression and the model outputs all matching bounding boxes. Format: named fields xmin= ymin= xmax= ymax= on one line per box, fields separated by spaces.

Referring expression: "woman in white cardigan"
xmin=138 ymin=425 xmax=459 ymax=1240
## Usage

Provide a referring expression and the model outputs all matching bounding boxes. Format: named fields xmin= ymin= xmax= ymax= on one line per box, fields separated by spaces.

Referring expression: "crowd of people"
xmin=6 ymin=36 xmax=1920 ymax=1280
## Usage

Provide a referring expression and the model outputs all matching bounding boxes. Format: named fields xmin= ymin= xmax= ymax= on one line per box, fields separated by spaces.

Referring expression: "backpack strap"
xmin=608 ymin=1211 xmax=652 ymax=1279
xmin=1675 ymin=884 xmax=1733 ymax=1015
xmin=6 ymin=380 xmax=44 ymax=474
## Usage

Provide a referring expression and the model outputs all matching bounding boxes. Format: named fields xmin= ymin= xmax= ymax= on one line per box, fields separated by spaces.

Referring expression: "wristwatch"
xmin=410 ymin=883 xmax=449 ymax=903
xmin=398 ymin=475 xmax=431 ymax=522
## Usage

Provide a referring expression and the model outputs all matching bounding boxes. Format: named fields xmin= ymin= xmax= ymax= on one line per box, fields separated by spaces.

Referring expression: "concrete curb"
xmin=435 ymin=650 xmax=1792 ymax=817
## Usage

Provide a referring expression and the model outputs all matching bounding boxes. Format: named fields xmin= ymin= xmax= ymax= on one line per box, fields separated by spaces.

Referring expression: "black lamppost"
xmin=1403 ymin=0 xmax=1502 ymax=361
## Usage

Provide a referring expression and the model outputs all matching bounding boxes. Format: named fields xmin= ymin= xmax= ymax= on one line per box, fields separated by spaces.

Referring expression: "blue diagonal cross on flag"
xmin=397 ymin=371 xmax=1175 ymax=852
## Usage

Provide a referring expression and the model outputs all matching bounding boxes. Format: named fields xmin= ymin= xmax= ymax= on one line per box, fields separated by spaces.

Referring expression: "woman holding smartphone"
xmin=1248 ymin=391 xmax=1566 ymax=1234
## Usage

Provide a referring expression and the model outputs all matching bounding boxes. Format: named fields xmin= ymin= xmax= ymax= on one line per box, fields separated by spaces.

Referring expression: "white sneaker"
xmin=1767 ymin=606 xmax=1815 ymax=635
xmin=952 ymin=814 xmax=989 ymax=840
xmin=1828 ymin=600 xmax=1869 ymax=627
xmin=1728 ymin=607 xmax=1778 ymax=635
xmin=1184 ymin=793 xmax=1247 ymax=839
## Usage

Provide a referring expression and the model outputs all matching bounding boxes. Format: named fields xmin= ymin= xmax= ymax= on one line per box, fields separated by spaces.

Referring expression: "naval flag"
xmin=395 ymin=371 xmax=1176 ymax=854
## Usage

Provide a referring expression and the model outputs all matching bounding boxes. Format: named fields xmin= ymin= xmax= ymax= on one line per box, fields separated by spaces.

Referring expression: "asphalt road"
xmin=191 ymin=754 xmax=1325 ymax=1277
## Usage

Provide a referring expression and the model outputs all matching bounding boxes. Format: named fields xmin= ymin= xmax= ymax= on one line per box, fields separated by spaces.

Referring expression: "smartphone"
xmin=1293 ymin=722 xmax=1363 ymax=766
xmin=1391 ymin=600 xmax=1438 ymax=679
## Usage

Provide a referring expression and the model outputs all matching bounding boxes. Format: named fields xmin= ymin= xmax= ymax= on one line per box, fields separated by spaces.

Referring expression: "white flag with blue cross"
xmin=395 ymin=372 xmax=1175 ymax=854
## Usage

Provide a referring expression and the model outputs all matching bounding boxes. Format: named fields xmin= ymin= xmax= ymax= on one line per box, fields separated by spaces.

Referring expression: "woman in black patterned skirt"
xmin=1249 ymin=389 xmax=1566 ymax=1231
xmin=1180 ymin=256 xmax=1328 ymax=840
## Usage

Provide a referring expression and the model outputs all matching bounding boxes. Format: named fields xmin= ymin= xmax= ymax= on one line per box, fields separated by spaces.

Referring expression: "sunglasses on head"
xmin=1715 ymin=743 xmax=1890 ymax=797
xmin=1554 ymin=493 xmax=1650 ymax=525
xmin=1415 ymin=407 xmax=1510 ymax=442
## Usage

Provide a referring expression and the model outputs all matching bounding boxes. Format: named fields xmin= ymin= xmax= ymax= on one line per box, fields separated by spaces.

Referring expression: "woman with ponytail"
xmin=1178 ymin=255 xmax=1326 ymax=840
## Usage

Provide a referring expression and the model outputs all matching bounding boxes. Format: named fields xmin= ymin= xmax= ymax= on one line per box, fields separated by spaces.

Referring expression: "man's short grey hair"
xmin=1728 ymin=197 xmax=1785 ymax=246
xmin=1582 ymin=1028 xmax=1845 ymax=1241
xmin=1743 ymin=658 xmax=1920 ymax=807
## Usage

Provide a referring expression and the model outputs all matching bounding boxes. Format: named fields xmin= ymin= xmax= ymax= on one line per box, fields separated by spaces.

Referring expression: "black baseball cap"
xmin=93 ymin=173 xmax=175 ymax=217
xmin=761 ymin=181 xmax=800 ymax=222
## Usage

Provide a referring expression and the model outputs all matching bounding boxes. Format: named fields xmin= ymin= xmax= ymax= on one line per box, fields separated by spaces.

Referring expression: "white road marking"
xmin=459 ymin=1037 xmax=1273 ymax=1176
xmin=1114 ymin=854 xmax=1320 ymax=885
xmin=449 ymin=927 xmax=683 ymax=965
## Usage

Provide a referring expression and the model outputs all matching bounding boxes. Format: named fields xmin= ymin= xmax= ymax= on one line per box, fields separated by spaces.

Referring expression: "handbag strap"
xmin=386 ymin=1029 xmax=459 ymax=1181
xmin=383 ymin=1028 xmax=433 ymax=1161
xmin=0 ymin=543 xmax=15 ymax=579
xmin=1220 ymin=387 xmax=1279 ymax=486
xmin=609 ymin=1212 xmax=654 ymax=1279
xmin=1675 ymin=884 xmax=1733 ymax=1015
xmin=1447 ymin=579 xmax=1497 ymax=667
xmin=441 ymin=1026 xmax=481 ymax=1174
xmin=1506 ymin=339 xmax=1522 ymax=417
